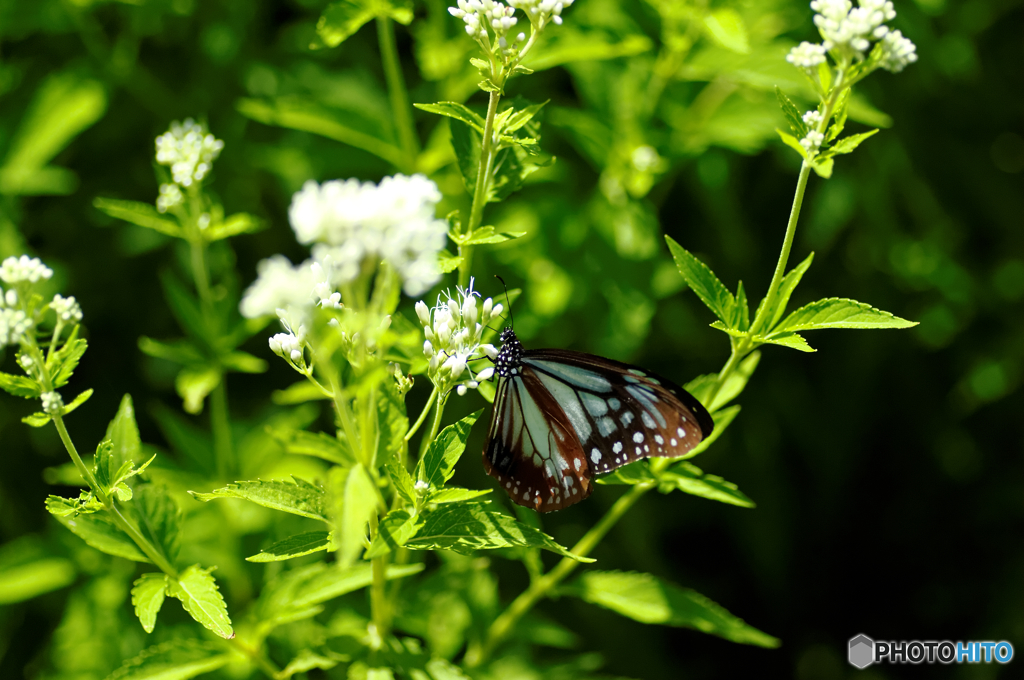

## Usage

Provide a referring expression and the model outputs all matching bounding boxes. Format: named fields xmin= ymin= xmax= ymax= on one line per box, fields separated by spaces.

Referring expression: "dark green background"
xmin=1 ymin=0 xmax=1021 ymax=678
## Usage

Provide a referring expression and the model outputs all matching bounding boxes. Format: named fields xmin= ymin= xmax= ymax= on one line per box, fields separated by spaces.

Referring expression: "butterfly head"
xmin=494 ymin=327 xmax=523 ymax=378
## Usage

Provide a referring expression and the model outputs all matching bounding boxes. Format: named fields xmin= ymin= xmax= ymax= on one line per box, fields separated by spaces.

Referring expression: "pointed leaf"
xmin=268 ymin=426 xmax=354 ymax=465
xmin=316 ymin=0 xmax=380 ymax=47
xmin=377 ymin=378 xmax=409 ymax=467
xmin=0 ymin=554 xmax=75 ymax=605
xmin=61 ymin=388 xmax=93 ymax=416
xmin=247 ymin=531 xmax=333 ymax=562
xmin=135 ymin=485 xmax=182 ymax=563
xmin=772 ymin=298 xmax=917 ymax=334
xmin=414 ymin=102 xmax=484 ymax=132
xmin=49 ymin=337 xmax=87 ymax=389
xmin=93 ymin=198 xmax=180 ymax=237
xmin=131 ymin=573 xmax=169 ymax=633
xmin=461 ymin=226 xmax=527 ymax=246
xmin=501 ymin=100 xmax=549 ymax=134
xmin=203 ymin=212 xmax=263 ymax=242
xmin=103 ymin=394 xmax=141 ymax=482
xmin=757 ymin=332 xmax=815 ymax=352
xmin=660 ymin=462 xmax=755 ymax=507
xmin=167 ymin=565 xmax=233 ymax=639
xmin=703 ymin=9 xmax=749 ymax=54
xmin=776 ymin=128 xmax=808 ymax=160
xmin=595 ymin=463 xmax=656 ymax=486
xmin=0 ymin=371 xmax=41 ymax=398
xmin=810 ymin=157 xmax=834 ymax=178
xmin=338 ymin=464 xmax=379 ymax=567
xmin=564 ymin=571 xmax=779 ymax=647
xmin=427 ymin=487 xmax=491 ymax=504
xmin=190 ymin=478 xmax=328 ymax=522
xmin=46 ymin=497 xmax=149 ymax=562
xmin=775 ymin=87 xmax=807 ymax=138
xmin=365 ymin=509 xmax=425 ymax=559
xmin=711 ymin=352 xmax=759 ymax=412
xmin=385 ymin=458 xmax=416 ymax=507
xmin=756 ymin=252 xmax=814 ymax=332
xmin=404 ymin=502 xmax=593 ymax=562
xmin=829 ymin=129 xmax=879 ymax=155
xmin=106 ymin=640 xmax=231 ymax=680
xmin=665 ymin=237 xmax=736 ymax=325
xmin=450 ymin=120 xmax=482 ymax=194
xmin=417 ymin=410 xmax=483 ymax=488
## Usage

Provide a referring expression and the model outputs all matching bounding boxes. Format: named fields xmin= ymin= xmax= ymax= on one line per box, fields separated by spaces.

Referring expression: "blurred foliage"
xmin=1 ymin=0 xmax=1022 ymax=678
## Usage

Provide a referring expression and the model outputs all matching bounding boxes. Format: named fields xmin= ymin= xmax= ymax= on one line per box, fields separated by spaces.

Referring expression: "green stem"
xmin=467 ymin=483 xmax=653 ymax=667
xmin=51 ymin=414 xmax=103 ymax=500
xmin=377 ymin=16 xmax=419 ymax=173
xmin=459 ymin=89 xmax=502 ymax=288
xmin=418 ymin=389 xmax=448 ymax=457
xmin=404 ymin=385 xmax=438 ymax=442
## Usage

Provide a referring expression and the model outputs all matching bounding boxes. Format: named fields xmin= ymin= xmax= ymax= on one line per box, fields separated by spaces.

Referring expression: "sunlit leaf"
xmin=365 ymin=509 xmax=425 ymax=559
xmin=659 ymin=462 xmax=755 ymax=507
xmin=190 ymin=478 xmax=329 ymax=522
xmin=106 ymin=640 xmax=231 ymax=680
xmin=337 ymin=464 xmax=379 ymax=567
xmin=417 ymin=410 xmax=483 ymax=488
xmin=414 ymin=102 xmax=484 ymax=132
xmin=247 ymin=531 xmax=333 ymax=562
xmin=666 ymin=236 xmax=736 ymax=326
xmin=93 ymin=198 xmax=181 ymax=238
xmin=167 ymin=565 xmax=233 ymax=639
xmin=131 ymin=573 xmax=168 ymax=634
xmin=46 ymin=497 xmax=149 ymax=562
xmin=772 ymin=298 xmax=917 ymax=334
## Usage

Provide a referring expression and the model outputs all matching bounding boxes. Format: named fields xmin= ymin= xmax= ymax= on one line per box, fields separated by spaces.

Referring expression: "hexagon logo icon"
xmin=848 ymin=634 xmax=875 ymax=669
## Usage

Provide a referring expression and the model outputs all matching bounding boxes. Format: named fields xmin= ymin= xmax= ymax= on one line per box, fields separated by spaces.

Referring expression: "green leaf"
xmin=93 ymin=198 xmax=181 ymax=237
xmin=385 ymin=458 xmax=417 ymax=507
xmin=338 ymin=464 xmax=379 ymax=567
xmin=711 ymin=352 xmax=759 ymax=412
xmin=272 ymin=380 xmax=332 ymax=405
xmin=377 ymin=377 xmax=409 ymax=466
xmin=22 ymin=412 xmax=51 ymax=427
xmin=417 ymin=410 xmax=483 ymax=488
xmin=828 ymin=129 xmax=879 ymax=155
xmin=733 ymin=281 xmax=750 ymax=331
xmin=756 ymin=252 xmax=814 ymax=332
xmin=405 ymin=503 xmax=593 ymax=562
xmin=425 ymin=659 xmax=472 ymax=680
xmin=668 ymin=405 xmax=740 ymax=461
xmin=135 ymin=485 xmax=182 ymax=564
xmin=279 ymin=649 xmax=341 ymax=677
xmin=0 ymin=555 xmax=75 ymax=605
xmin=414 ymin=102 xmax=484 ymax=132
xmin=825 ymin=89 xmax=850 ymax=143
xmin=595 ymin=463 xmax=656 ymax=486
xmin=427 ymin=487 xmax=491 ymax=504
xmin=775 ymin=87 xmax=807 ymax=138
xmin=46 ymin=497 xmax=149 ymax=562
xmin=94 ymin=440 xmax=115 ymax=488
xmin=160 ymin=272 xmax=208 ymax=345
xmin=772 ymin=298 xmax=917 ymax=334
xmin=365 ymin=509 xmax=425 ymax=559
xmin=665 ymin=236 xmax=736 ymax=325
xmin=49 ymin=336 xmax=87 ymax=389
xmin=237 ymin=98 xmax=402 ymax=167
xmin=61 ymin=388 xmax=93 ymax=417
xmin=460 ymin=226 xmax=527 ymax=246
xmin=0 ymin=371 xmax=41 ymax=398
xmin=268 ymin=426 xmax=354 ymax=465
xmin=757 ymin=332 xmax=815 ymax=352
xmin=703 ymin=9 xmax=749 ymax=54
xmin=106 ymin=640 xmax=232 ymax=680
xmin=190 ymin=478 xmax=328 ymax=522
xmin=220 ymin=351 xmax=267 ymax=374
xmin=659 ymin=462 xmax=755 ymax=507
xmin=175 ymin=364 xmax=222 ymax=415
xmin=438 ymin=249 xmax=463 ymax=274
xmin=316 ymin=0 xmax=379 ymax=47
xmin=203 ymin=212 xmax=263 ymax=242
xmin=501 ymin=100 xmax=549 ymax=135
xmin=523 ymin=33 xmax=652 ymax=72
xmin=810 ymin=157 xmax=834 ymax=178
xmin=564 ymin=571 xmax=779 ymax=648
xmin=104 ymin=394 xmax=141 ymax=477
xmin=450 ymin=120 xmax=482 ymax=195
xmin=248 ymin=531 xmax=333 ymax=562
xmin=167 ymin=565 xmax=233 ymax=639
xmin=131 ymin=573 xmax=168 ymax=634
xmin=776 ymin=128 xmax=809 ymax=160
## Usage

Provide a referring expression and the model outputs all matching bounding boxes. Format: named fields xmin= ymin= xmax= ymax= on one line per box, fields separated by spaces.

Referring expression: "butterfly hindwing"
xmin=483 ymin=371 xmax=594 ymax=512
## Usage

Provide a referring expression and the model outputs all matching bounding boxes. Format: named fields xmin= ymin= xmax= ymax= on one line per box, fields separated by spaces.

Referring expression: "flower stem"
xmin=404 ymin=385 xmax=438 ymax=442
xmin=467 ymin=483 xmax=653 ymax=667
xmin=418 ymin=389 xmax=448 ymax=458
xmin=377 ymin=16 xmax=419 ymax=173
xmin=459 ymin=88 xmax=502 ymax=288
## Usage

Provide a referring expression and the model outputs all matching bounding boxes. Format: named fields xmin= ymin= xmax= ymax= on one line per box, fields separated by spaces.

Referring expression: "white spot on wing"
xmin=633 ymin=432 xmax=644 ymax=443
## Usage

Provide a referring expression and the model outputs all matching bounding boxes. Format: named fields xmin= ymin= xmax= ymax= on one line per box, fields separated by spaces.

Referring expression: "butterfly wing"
xmin=482 ymin=370 xmax=594 ymax=512
xmin=520 ymin=349 xmax=714 ymax=474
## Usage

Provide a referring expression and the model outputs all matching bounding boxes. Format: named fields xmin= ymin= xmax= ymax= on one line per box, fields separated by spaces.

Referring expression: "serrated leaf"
xmin=22 ymin=412 xmax=51 ymax=427
xmin=316 ymin=0 xmax=379 ymax=47
xmin=775 ymin=87 xmax=807 ymax=138
xmin=46 ymin=497 xmax=149 ymax=562
xmin=438 ymin=249 xmax=463 ymax=274
xmin=279 ymin=649 xmax=341 ymax=677
xmin=825 ymin=89 xmax=850 ymax=143
xmin=190 ymin=478 xmax=328 ymax=521
xmin=829 ymin=129 xmax=879 ymax=155
xmin=755 ymin=252 xmax=814 ymax=333
xmin=564 ymin=571 xmax=779 ymax=648
xmin=776 ymin=128 xmax=808 ymax=160
xmin=450 ymin=120 xmax=482 ymax=195
xmin=106 ymin=640 xmax=231 ymax=680
xmin=772 ymin=298 xmax=917 ymax=334
xmin=427 ymin=487 xmax=491 ymax=504
xmin=101 ymin=394 xmax=141 ymax=483
xmin=810 ymin=157 xmax=833 ymax=178
xmin=167 ymin=565 xmax=233 ymax=639
xmin=365 ymin=509 xmax=425 ymax=559
xmin=247 ymin=531 xmax=333 ymax=562
xmin=338 ymin=464 xmax=379 ymax=567
xmin=404 ymin=503 xmax=593 ymax=562
xmin=413 ymin=102 xmax=484 ymax=132
xmin=417 ymin=410 xmax=483 ymax=488
xmin=0 ymin=371 xmax=41 ymax=398
xmin=595 ymin=463 xmax=656 ymax=486
xmin=131 ymin=573 xmax=168 ymax=633
xmin=461 ymin=226 xmax=527 ymax=245
xmin=501 ymin=100 xmax=548 ymax=135
xmin=268 ymin=426 xmax=354 ymax=465
xmin=93 ymin=198 xmax=182 ymax=237
xmin=734 ymin=281 xmax=750 ymax=331
xmin=659 ymin=462 xmax=754 ymax=507
xmin=135 ymin=485 xmax=182 ymax=564
xmin=668 ymin=405 xmax=740 ymax=461
xmin=385 ymin=458 xmax=417 ymax=507
xmin=665 ymin=237 xmax=736 ymax=325
xmin=61 ymin=388 xmax=93 ymax=416
xmin=49 ymin=337 xmax=87 ymax=388
xmin=94 ymin=440 xmax=115 ymax=488
xmin=757 ymin=332 xmax=815 ymax=352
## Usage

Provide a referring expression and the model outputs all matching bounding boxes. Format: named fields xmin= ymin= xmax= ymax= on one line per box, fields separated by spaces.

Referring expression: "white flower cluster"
xmin=239 ymin=255 xmax=319 ymax=321
xmin=416 ymin=279 xmax=501 ymax=395
xmin=155 ymin=119 xmax=224 ymax=188
xmin=50 ymin=295 xmax=83 ymax=324
xmin=803 ymin=110 xmax=824 ymax=127
xmin=288 ymin=174 xmax=447 ymax=297
xmin=41 ymin=391 xmax=63 ymax=415
xmin=156 ymin=183 xmax=184 ymax=213
xmin=0 ymin=255 xmax=53 ymax=284
xmin=0 ymin=307 xmax=31 ymax=349
xmin=788 ymin=0 xmax=916 ymax=73
xmin=801 ymin=130 xmax=825 ymax=154
xmin=269 ymin=326 xmax=306 ymax=365
xmin=508 ymin=0 xmax=574 ymax=27
xmin=450 ymin=0 xmax=518 ymax=43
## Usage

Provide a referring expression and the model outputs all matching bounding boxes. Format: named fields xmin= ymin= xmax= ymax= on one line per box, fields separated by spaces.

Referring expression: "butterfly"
xmin=482 ymin=327 xmax=714 ymax=512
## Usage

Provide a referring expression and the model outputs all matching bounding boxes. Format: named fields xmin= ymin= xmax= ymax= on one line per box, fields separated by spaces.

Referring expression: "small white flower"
xmin=414 ymin=479 xmax=430 ymax=492
xmin=0 ymin=308 xmax=31 ymax=348
xmin=155 ymin=119 xmax=224 ymax=187
xmin=156 ymin=183 xmax=183 ymax=213
xmin=41 ymin=391 xmax=63 ymax=415
xmin=3 ymin=288 xmax=18 ymax=307
xmin=0 ymin=255 xmax=53 ymax=284
xmin=239 ymin=255 xmax=318 ymax=320
xmin=879 ymin=29 xmax=917 ymax=72
xmin=50 ymin=295 xmax=83 ymax=324
xmin=787 ymin=41 xmax=829 ymax=69
xmin=269 ymin=331 xmax=305 ymax=364
xmin=800 ymin=130 xmax=826 ymax=153
xmin=803 ymin=110 xmax=824 ymax=127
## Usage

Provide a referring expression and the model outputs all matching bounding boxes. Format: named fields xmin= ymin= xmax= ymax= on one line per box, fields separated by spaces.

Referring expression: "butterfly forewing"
xmin=483 ymin=372 xmax=594 ymax=512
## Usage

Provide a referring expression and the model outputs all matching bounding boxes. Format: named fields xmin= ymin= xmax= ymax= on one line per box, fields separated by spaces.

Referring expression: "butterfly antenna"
xmin=494 ymin=274 xmax=514 ymax=329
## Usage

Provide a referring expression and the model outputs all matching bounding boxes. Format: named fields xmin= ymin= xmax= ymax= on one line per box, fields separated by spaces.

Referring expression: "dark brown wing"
xmin=482 ymin=369 xmax=594 ymax=512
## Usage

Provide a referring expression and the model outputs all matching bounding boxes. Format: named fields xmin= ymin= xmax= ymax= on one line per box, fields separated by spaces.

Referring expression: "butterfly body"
xmin=483 ymin=328 xmax=714 ymax=512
